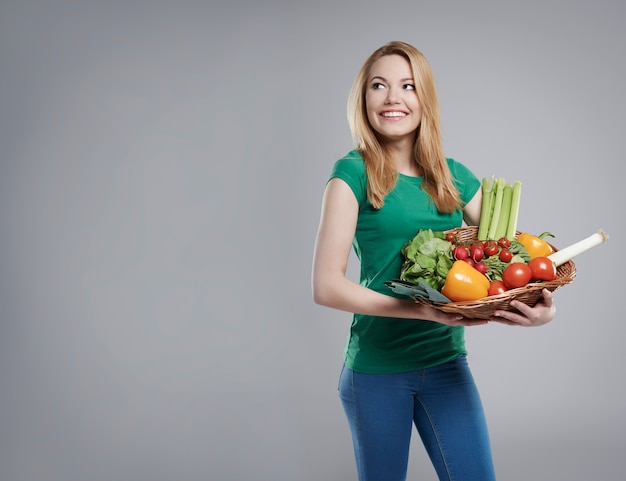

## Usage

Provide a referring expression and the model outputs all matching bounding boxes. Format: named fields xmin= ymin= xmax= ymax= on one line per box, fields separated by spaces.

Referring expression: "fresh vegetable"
xmin=487 ymin=177 xmax=506 ymax=240
xmin=499 ymin=248 xmax=513 ymax=263
xmin=488 ymin=280 xmax=508 ymax=296
xmin=494 ymin=183 xmax=513 ymax=240
xmin=506 ymin=181 xmax=522 ymax=240
xmin=400 ymin=229 xmax=454 ymax=290
xmin=502 ymin=262 xmax=533 ymax=289
xmin=477 ymin=177 xmax=522 ymax=241
xmin=517 ymin=232 xmax=555 ymax=259
xmin=483 ymin=240 xmax=498 ymax=256
xmin=469 ymin=245 xmax=484 ymax=263
xmin=441 ymin=260 xmax=490 ymax=302
xmin=477 ymin=177 xmax=494 ymax=241
xmin=528 ymin=257 xmax=557 ymax=281
xmin=474 ymin=261 xmax=488 ymax=274
xmin=452 ymin=244 xmax=469 ymax=260
xmin=547 ymin=229 xmax=609 ymax=267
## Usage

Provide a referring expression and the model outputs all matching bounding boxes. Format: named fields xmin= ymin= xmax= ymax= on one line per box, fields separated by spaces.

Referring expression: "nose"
xmin=385 ymin=86 xmax=401 ymax=103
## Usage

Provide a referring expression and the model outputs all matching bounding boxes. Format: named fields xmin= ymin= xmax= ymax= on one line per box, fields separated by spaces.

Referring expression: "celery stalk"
xmin=494 ymin=184 xmax=513 ymax=240
xmin=477 ymin=177 xmax=493 ymax=240
xmin=506 ymin=181 xmax=522 ymax=239
xmin=487 ymin=178 xmax=505 ymax=239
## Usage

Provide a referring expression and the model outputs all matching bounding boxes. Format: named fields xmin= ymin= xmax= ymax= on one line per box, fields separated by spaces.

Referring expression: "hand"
xmin=490 ymin=288 xmax=556 ymax=327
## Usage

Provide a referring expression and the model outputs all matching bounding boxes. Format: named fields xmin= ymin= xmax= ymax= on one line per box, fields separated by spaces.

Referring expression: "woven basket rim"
xmin=406 ymin=226 xmax=576 ymax=318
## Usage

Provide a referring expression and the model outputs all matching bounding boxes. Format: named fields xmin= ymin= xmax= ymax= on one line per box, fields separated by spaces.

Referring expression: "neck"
xmin=388 ymin=140 xmax=420 ymax=176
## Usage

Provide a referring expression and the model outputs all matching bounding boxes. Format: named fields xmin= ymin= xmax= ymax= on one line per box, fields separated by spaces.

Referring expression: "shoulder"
xmin=446 ymin=158 xmax=475 ymax=178
xmin=446 ymin=158 xmax=481 ymax=203
xmin=329 ymin=150 xmax=367 ymax=202
xmin=331 ymin=150 xmax=366 ymax=177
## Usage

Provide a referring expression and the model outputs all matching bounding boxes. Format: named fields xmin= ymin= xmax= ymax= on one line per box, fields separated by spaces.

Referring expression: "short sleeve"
xmin=329 ymin=152 xmax=368 ymax=205
xmin=447 ymin=158 xmax=480 ymax=206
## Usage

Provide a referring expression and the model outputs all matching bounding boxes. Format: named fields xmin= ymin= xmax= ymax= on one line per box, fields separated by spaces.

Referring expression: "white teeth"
xmin=381 ymin=112 xmax=406 ymax=117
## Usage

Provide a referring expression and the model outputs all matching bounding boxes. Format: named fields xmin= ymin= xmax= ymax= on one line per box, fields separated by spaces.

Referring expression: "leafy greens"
xmin=400 ymin=229 xmax=454 ymax=291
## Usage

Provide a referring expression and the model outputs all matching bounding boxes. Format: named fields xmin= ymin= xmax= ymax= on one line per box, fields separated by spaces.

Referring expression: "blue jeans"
xmin=338 ymin=355 xmax=496 ymax=481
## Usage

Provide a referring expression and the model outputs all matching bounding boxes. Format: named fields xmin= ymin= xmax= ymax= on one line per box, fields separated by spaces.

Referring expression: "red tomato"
xmin=497 ymin=237 xmax=511 ymax=248
xmin=502 ymin=262 xmax=533 ymax=289
xmin=528 ymin=257 xmax=557 ymax=281
xmin=499 ymin=248 xmax=513 ymax=262
xmin=483 ymin=240 xmax=498 ymax=257
xmin=488 ymin=280 xmax=508 ymax=296
xmin=445 ymin=232 xmax=456 ymax=244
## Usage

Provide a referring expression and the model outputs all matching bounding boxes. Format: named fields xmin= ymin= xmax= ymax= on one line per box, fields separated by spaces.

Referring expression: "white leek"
xmin=548 ymin=229 xmax=609 ymax=267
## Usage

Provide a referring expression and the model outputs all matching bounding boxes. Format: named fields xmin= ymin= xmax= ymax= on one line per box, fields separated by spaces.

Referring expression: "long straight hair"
xmin=347 ymin=41 xmax=462 ymax=212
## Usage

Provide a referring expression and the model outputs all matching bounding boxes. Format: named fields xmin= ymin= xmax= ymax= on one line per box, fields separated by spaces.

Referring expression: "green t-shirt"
xmin=329 ymin=150 xmax=481 ymax=374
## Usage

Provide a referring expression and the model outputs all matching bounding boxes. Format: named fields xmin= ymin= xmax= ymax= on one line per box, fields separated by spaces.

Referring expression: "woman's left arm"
xmin=462 ymin=188 xmax=482 ymax=227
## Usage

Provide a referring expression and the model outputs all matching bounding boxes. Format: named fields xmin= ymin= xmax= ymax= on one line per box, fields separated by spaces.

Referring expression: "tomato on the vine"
xmin=528 ymin=257 xmax=557 ymax=281
xmin=488 ymin=280 xmax=508 ymax=296
xmin=497 ymin=237 xmax=511 ymax=248
xmin=483 ymin=240 xmax=498 ymax=257
xmin=499 ymin=248 xmax=513 ymax=263
xmin=502 ymin=262 xmax=532 ymax=289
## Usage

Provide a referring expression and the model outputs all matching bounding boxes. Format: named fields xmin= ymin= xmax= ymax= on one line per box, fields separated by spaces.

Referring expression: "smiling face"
xmin=365 ymin=54 xmax=422 ymax=145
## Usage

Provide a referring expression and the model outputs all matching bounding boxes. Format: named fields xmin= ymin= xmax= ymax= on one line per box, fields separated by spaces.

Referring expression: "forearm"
xmin=312 ymin=274 xmax=427 ymax=320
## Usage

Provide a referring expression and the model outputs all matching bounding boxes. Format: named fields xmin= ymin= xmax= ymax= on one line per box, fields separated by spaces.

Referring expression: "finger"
xmin=491 ymin=309 xmax=532 ymax=326
xmin=541 ymin=288 xmax=553 ymax=306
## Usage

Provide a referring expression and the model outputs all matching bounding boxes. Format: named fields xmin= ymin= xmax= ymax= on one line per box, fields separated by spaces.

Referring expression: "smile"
xmin=380 ymin=111 xmax=407 ymax=118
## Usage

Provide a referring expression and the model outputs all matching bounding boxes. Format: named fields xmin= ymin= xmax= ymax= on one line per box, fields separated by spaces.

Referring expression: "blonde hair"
xmin=347 ymin=41 xmax=462 ymax=212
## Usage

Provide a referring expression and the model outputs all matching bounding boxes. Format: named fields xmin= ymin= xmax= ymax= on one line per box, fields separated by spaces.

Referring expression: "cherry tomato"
xmin=488 ymin=280 xmax=508 ymax=296
xmin=445 ymin=232 xmax=456 ymax=244
xmin=453 ymin=245 xmax=469 ymax=260
xmin=502 ymin=262 xmax=532 ymax=289
xmin=474 ymin=261 xmax=488 ymax=274
xmin=528 ymin=256 xmax=557 ymax=281
xmin=483 ymin=240 xmax=498 ymax=257
xmin=499 ymin=248 xmax=513 ymax=263
xmin=497 ymin=237 xmax=511 ymax=248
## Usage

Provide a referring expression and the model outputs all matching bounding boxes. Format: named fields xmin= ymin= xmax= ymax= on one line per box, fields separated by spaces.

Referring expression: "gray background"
xmin=1 ymin=0 xmax=623 ymax=480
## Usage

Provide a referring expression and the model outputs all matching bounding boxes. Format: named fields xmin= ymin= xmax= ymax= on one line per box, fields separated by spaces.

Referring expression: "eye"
xmin=403 ymin=84 xmax=415 ymax=90
xmin=371 ymin=82 xmax=386 ymax=90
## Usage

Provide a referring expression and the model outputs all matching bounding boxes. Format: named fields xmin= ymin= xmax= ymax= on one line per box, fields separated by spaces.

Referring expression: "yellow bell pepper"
xmin=441 ymin=260 xmax=490 ymax=302
xmin=517 ymin=232 xmax=554 ymax=259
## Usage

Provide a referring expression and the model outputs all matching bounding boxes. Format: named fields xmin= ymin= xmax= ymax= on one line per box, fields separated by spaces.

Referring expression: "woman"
xmin=311 ymin=41 xmax=556 ymax=481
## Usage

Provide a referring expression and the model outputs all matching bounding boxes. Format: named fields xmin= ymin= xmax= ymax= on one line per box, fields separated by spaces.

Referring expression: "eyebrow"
xmin=370 ymin=76 xmax=414 ymax=83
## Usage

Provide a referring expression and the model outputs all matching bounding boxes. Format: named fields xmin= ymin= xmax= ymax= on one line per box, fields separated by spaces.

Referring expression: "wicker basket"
xmin=409 ymin=226 xmax=577 ymax=320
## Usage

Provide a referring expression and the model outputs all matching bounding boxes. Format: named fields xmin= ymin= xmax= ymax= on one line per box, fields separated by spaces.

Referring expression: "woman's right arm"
xmin=311 ymin=178 xmax=481 ymax=325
